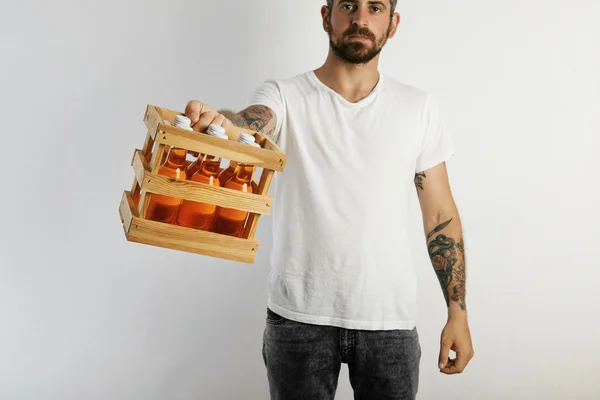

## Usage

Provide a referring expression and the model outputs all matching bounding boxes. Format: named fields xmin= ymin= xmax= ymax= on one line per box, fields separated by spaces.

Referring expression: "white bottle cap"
xmin=174 ymin=115 xmax=193 ymax=130
xmin=238 ymin=133 xmax=256 ymax=143
xmin=206 ymin=124 xmax=227 ymax=139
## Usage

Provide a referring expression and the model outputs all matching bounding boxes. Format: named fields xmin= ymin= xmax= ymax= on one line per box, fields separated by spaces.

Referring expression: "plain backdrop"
xmin=1 ymin=0 xmax=599 ymax=399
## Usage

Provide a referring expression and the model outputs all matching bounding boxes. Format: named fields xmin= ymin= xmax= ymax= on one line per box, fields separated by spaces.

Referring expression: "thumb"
xmin=438 ymin=340 xmax=451 ymax=369
xmin=185 ymin=100 xmax=204 ymax=124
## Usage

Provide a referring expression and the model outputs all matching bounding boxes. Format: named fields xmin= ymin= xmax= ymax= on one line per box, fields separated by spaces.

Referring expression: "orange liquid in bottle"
xmin=177 ymin=157 xmax=221 ymax=230
xmin=160 ymin=146 xmax=172 ymax=165
xmin=146 ymin=148 xmax=187 ymax=224
xmin=185 ymin=155 xmax=204 ymax=179
xmin=212 ymin=164 xmax=254 ymax=237
xmin=217 ymin=161 xmax=238 ymax=186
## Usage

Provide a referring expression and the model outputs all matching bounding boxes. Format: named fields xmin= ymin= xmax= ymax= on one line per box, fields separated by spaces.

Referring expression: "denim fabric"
xmin=262 ymin=308 xmax=421 ymax=400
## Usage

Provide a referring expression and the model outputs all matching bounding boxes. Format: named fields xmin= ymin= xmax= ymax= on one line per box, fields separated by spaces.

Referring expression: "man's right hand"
xmin=185 ymin=100 xmax=233 ymax=133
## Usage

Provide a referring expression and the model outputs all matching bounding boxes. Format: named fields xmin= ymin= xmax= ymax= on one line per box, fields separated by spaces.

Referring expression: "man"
xmin=185 ymin=0 xmax=474 ymax=398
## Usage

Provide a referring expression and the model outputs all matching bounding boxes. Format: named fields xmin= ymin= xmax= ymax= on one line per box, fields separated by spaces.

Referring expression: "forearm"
xmin=218 ymin=105 xmax=277 ymax=139
xmin=424 ymin=214 xmax=467 ymax=318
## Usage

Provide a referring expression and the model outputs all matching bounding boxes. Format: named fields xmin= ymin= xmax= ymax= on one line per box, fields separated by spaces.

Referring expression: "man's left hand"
xmin=438 ymin=316 xmax=474 ymax=374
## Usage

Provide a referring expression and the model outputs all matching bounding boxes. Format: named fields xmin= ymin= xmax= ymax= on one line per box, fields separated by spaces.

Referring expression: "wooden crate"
xmin=118 ymin=105 xmax=287 ymax=264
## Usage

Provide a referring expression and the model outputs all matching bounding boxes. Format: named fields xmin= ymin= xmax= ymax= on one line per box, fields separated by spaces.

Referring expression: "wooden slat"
xmin=243 ymin=168 xmax=275 ymax=239
xmin=254 ymin=132 xmax=286 ymax=161
xmin=127 ymin=219 xmax=259 ymax=264
xmin=132 ymin=148 xmax=148 ymax=188
xmin=156 ymin=125 xmax=285 ymax=172
xmin=138 ymin=143 xmax=168 ymax=218
xmin=132 ymin=150 xmax=272 ymax=215
xmin=143 ymin=174 xmax=272 ymax=215
xmin=143 ymin=105 xmax=164 ymax=140
xmin=118 ymin=191 xmax=137 ymax=235
xmin=120 ymin=191 xmax=259 ymax=264
xmin=130 ymin=129 xmax=157 ymax=201
xmin=157 ymin=107 xmax=181 ymax=124
xmin=257 ymin=169 xmax=275 ymax=195
xmin=142 ymin=129 xmax=156 ymax=165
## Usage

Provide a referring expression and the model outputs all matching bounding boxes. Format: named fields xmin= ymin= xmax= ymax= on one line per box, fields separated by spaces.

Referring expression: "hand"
xmin=438 ymin=315 xmax=474 ymax=374
xmin=184 ymin=100 xmax=233 ymax=133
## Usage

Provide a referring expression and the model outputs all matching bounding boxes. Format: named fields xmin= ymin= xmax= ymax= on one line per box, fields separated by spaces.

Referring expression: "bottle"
xmin=145 ymin=115 xmax=191 ymax=224
xmin=183 ymin=151 xmax=197 ymax=171
xmin=185 ymin=124 xmax=226 ymax=178
xmin=212 ymin=136 xmax=261 ymax=237
xmin=162 ymin=115 xmax=193 ymax=164
xmin=176 ymin=125 xmax=229 ymax=230
xmin=217 ymin=133 xmax=258 ymax=185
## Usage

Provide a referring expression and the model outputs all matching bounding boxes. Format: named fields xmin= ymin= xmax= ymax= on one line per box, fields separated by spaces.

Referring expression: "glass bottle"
xmin=185 ymin=124 xmax=227 ymax=178
xmin=144 ymin=115 xmax=191 ymax=223
xmin=176 ymin=127 xmax=229 ymax=230
xmin=212 ymin=137 xmax=261 ymax=237
xmin=217 ymin=133 xmax=258 ymax=185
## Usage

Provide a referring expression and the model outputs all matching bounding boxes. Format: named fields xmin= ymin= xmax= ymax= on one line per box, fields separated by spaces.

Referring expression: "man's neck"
xmin=313 ymin=51 xmax=381 ymax=103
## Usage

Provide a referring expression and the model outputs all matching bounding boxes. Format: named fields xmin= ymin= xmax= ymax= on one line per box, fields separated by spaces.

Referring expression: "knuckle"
xmin=187 ymin=100 xmax=200 ymax=109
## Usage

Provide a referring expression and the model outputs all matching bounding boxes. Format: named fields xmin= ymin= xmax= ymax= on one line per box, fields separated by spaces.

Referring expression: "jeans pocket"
xmin=266 ymin=308 xmax=288 ymax=325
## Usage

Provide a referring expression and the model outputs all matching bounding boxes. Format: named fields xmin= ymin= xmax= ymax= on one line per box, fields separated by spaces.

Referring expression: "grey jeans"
xmin=262 ymin=308 xmax=421 ymax=400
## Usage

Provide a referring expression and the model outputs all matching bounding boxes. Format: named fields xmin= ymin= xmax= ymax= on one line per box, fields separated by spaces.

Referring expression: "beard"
xmin=328 ymin=20 xmax=392 ymax=64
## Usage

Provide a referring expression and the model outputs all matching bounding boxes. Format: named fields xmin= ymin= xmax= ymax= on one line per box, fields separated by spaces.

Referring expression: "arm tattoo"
xmin=426 ymin=218 xmax=452 ymax=241
xmin=219 ymin=106 xmax=276 ymax=138
xmin=414 ymin=172 xmax=426 ymax=194
xmin=451 ymin=240 xmax=467 ymax=308
xmin=239 ymin=105 xmax=275 ymax=133
xmin=427 ymin=218 xmax=467 ymax=311
xmin=218 ymin=110 xmax=249 ymax=129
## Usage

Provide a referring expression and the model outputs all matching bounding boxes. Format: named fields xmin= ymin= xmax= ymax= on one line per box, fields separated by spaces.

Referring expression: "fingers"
xmin=192 ymin=112 xmax=229 ymax=133
xmin=439 ymin=347 xmax=474 ymax=375
xmin=185 ymin=100 xmax=204 ymax=124
xmin=439 ymin=358 xmax=457 ymax=374
xmin=193 ymin=111 xmax=217 ymax=133
xmin=221 ymin=117 xmax=233 ymax=132
xmin=438 ymin=339 xmax=451 ymax=370
xmin=212 ymin=113 xmax=226 ymax=127
xmin=440 ymin=355 xmax=465 ymax=375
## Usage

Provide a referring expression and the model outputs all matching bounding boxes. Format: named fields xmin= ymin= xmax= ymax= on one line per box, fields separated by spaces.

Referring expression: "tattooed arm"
xmin=414 ymin=162 xmax=467 ymax=317
xmin=184 ymin=100 xmax=278 ymax=140
xmin=218 ymin=106 xmax=277 ymax=139
xmin=416 ymin=162 xmax=474 ymax=374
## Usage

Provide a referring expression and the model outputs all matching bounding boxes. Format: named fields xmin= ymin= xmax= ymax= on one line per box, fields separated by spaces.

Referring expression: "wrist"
xmin=447 ymin=303 xmax=468 ymax=320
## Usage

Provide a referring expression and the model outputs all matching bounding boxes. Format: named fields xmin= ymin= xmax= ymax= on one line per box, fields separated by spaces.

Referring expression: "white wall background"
xmin=1 ymin=0 xmax=599 ymax=399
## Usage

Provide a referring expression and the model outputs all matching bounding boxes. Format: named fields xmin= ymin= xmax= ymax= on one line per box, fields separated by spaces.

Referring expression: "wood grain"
xmin=132 ymin=150 xmax=272 ymax=215
xmin=120 ymin=191 xmax=259 ymax=264
xmin=157 ymin=125 xmax=286 ymax=172
xmin=242 ymin=169 xmax=275 ymax=239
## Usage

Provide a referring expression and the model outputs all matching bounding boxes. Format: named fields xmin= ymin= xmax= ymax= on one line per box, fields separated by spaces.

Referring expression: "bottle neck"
xmin=164 ymin=147 xmax=186 ymax=169
xmin=231 ymin=164 xmax=254 ymax=184
xmin=199 ymin=155 xmax=222 ymax=176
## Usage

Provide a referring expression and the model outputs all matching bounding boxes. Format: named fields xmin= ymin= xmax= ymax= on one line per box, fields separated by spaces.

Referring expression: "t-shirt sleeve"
xmin=247 ymin=79 xmax=285 ymax=144
xmin=415 ymin=94 xmax=456 ymax=173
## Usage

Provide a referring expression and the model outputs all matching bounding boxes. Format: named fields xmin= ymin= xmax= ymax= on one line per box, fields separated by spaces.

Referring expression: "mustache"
xmin=344 ymin=26 xmax=376 ymax=41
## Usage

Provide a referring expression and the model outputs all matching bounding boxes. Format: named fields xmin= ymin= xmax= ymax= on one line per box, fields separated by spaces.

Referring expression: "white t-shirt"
xmin=249 ymin=71 xmax=455 ymax=330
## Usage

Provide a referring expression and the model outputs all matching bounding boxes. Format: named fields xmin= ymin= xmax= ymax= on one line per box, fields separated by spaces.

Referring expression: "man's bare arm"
xmin=185 ymin=100 xmax=278 ymax=140
xmin=219 ymin=106 xmax=277 ymax=139
xmin=415 ymin=162 xmax=467 ymax=316
xmin=418 ymin=162 xmax=474 ymax=375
